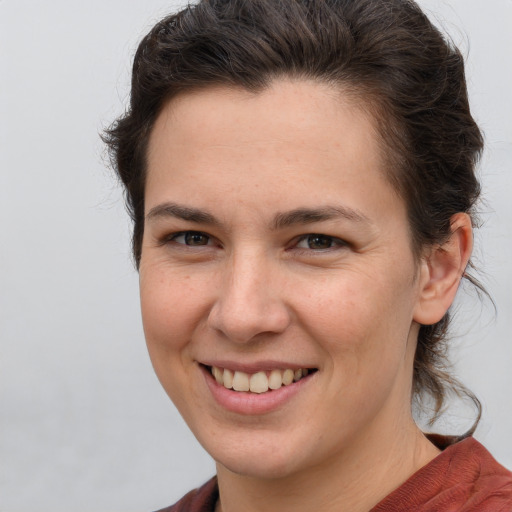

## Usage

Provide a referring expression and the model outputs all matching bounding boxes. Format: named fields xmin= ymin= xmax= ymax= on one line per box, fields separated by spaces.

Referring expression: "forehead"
xmin=145 ymin=79 xmax=402 ymax=221
xmin=149 ymin=80 xmax=377 ymax=146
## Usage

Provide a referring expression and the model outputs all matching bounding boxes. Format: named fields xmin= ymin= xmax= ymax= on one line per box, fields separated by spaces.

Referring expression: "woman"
xmin=104 ymin=0 xmax=512 ymax=510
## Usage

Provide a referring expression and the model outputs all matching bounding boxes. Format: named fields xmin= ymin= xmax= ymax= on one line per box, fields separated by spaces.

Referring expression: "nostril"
xmin=206 ymin=271 xmax=292 ymax=343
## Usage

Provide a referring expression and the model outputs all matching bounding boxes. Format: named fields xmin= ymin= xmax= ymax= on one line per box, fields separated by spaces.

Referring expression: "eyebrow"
xmin=146 ymin=202 xmax=220 ymax=226
xmin=272 ymin=206 xmax=371 ymax=229
xmin=146 ymin=202 xmax=371 ymax=229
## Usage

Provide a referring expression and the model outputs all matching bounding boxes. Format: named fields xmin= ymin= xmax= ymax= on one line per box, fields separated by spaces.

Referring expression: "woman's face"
xmin=140 ymin=80 xmax=426 ymax=478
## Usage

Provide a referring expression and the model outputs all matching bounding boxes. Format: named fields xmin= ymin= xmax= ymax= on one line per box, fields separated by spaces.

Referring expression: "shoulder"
xmin=453 ymin=437 xmax=512 ymax=511
xmin=372 ymin=436 xmax=512 ymax=512
xmin=153 ymin=477 xmax=218 ymax=512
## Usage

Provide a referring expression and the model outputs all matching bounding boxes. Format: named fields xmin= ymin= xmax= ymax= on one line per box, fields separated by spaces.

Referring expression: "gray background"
xmin=1 ymin=1 xmax=510 ymax=511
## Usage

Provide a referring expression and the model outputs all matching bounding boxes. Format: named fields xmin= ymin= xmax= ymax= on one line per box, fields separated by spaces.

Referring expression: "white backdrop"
xmin=1 ymin=1 xmax=511 ymax=511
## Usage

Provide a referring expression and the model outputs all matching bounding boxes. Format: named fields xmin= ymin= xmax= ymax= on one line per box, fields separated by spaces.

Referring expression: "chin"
xmin=217 ymin=453 xmax=300 ymax=480
xmin=206 ymin=434 xmax=305 ymax=480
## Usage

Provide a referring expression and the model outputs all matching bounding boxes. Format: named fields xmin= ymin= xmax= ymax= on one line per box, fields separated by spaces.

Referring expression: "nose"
xmin=207 ymin=250 xmax=292 ymax=344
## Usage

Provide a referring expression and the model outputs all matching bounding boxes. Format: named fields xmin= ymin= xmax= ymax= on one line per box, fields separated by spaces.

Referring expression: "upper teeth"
xmin=211 ymin=366 xmax=309 ymax=393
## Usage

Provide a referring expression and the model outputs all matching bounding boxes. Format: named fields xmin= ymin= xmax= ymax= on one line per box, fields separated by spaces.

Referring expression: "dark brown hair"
xmin=104 ymin=0 xmax=484 ymax=428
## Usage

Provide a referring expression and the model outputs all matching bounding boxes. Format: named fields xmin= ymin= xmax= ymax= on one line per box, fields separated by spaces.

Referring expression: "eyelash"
xmin=293 ymin=234 xmax=348 ymax=252
xmin=166 ymin=231 xmax=217 ymax=247
xmin=164 ymin=231 xmax=348 ymax=252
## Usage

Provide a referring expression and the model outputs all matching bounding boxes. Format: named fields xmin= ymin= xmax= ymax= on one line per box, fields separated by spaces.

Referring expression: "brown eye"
xmin=172 ymin=231 xmax=211 ymax=246
xmin=306 ymin=235 xmax=334 ymax=250
xmin=295 ymin=234 xmax=347 ymax=251
xmin=185 ymin=232 xmax=210 ymax=245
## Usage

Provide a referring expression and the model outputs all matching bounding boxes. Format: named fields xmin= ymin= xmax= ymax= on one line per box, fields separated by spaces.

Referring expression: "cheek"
xmin=139 ymin=266 xmax=208 ymax=359
xmin=296 ymin=270 xmax=417 ymax=370
xmin=138 ymin=267 xmax=211 ymax=413
xmin=296 ymin=275 xmax=418 ymax=431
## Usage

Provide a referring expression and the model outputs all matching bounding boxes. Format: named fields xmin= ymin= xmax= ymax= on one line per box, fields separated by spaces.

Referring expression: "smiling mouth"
xmin=206 ymin=365 xmax=317 ymax=394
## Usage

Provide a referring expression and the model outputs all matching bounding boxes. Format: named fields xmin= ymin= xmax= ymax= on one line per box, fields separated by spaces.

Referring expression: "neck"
xmin=215 ymin=421 xmax=440 ymax=512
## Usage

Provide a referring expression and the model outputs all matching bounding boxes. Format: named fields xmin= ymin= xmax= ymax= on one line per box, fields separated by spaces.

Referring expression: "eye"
xmin=295 ymin=234 xmax=346 ymax=250
xmin=170 ymin=231 xmax=212 ymax=246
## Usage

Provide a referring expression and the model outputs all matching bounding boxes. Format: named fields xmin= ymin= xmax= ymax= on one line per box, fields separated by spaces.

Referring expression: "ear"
xmin=413 ymin=213 xmax=473 ymax=325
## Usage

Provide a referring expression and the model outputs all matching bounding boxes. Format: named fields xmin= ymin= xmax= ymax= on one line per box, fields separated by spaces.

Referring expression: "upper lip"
xmin=199 ymin=360 xmax=316 ymax=373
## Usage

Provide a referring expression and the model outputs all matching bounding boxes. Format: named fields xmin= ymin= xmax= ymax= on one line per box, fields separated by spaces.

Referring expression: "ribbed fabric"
xmin=155 ymin=477 xmax=218 ymax=512
xmin=155 ymin=437 xmax=512 ymax=512
xmin=370 ymin=437 xmax=512 ymax=512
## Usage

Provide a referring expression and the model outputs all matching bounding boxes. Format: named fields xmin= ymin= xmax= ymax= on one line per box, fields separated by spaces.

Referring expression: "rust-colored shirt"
xmin=155 ymin=437 xmax=512 ymax=512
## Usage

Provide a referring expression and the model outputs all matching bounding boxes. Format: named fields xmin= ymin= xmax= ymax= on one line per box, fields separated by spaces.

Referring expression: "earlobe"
xmin=413 ymin=213 xmax=473 ymax=326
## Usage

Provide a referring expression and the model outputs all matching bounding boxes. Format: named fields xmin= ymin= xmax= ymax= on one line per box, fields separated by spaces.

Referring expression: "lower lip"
xmin=200 ymin=365 xmax=315 ymax=415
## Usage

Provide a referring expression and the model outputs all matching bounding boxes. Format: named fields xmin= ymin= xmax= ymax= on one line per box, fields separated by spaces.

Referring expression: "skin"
xmin=139 ymin=79 xmax=472 ymax=512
